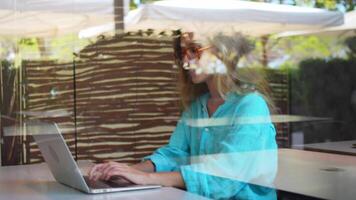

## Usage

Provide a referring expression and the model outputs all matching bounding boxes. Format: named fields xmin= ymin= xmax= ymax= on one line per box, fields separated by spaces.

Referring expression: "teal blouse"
xmin=144 ymin=92 xmax=278 ymax=199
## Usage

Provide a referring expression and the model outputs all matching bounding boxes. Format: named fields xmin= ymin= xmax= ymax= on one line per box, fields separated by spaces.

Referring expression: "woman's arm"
xmin=131 ymin=160 xmax=155 ymax=173
xmin=148 ymin=172 xmax=185 ymax=188
xmin=88 ymin=110 xmax=191 ymax=187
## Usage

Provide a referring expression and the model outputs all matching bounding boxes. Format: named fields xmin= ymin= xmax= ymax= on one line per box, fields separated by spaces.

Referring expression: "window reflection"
xmin=0 ymin=1 xmax=355 ymax=200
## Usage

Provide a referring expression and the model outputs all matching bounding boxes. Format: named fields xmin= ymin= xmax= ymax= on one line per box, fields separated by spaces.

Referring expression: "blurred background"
xmin=0 ymin=0 xmax=355 ymax=168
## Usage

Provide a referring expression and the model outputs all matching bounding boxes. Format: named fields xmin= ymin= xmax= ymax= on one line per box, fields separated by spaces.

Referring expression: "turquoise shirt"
xmin=144 ymin=92 xmax=278 ymax=199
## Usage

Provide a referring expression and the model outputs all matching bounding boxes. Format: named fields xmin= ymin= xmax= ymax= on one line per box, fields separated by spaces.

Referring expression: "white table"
xmin=2 ymin=149 xmax=356 ymax=200
xmin=273 ymin=149 xmax=356 ymax=200
xmin=293 ymin=140 xmax=356 ymax=156
xmin=0 ymin=161 xmax=210 ymax=200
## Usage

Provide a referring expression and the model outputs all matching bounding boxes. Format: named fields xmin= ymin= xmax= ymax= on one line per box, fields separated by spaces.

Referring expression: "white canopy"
xmin=123 ymin=0 xmax=344 ymax=37
xmin=0 ymin=0 xmax=344 ymax=38
xmin=277 ymin=10 xmax=356 ymax=38
xmin=0 ymin=0 xmax=117 ymax=38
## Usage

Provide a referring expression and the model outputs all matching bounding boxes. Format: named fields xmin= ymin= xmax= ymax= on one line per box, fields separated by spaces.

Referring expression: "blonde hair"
xmin=174 ymin=32 xmax=275 ymax=112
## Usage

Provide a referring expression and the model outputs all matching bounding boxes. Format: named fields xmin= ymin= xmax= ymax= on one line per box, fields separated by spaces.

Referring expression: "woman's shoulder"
xmin=229 ymin=92 xmax=270 ymax=116
xmin=229 ymin=92 xmax=266 ymax=105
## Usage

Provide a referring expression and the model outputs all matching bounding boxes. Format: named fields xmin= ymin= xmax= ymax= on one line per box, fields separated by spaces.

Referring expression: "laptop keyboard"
xmin=83 ymin=176 xmax=137 ymax=189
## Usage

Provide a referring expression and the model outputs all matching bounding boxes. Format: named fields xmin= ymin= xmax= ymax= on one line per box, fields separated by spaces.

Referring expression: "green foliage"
xmin=315 ymin=0 xmax=338 ymax=10
xmin=279 ymin=61 xmax=295 ymax=71
xmin=50 ymin=34 xmax=90 ymax=61
xmin=18 ymin=38 xmax=41 ymax=60
xmin=278 ymin=35 xmax=346 ymax=68
xmin=243 ymin=35 xmax=345 ymax=68
xmin=291 ymin=37 xmax=330 ymax=56
xmin=290 ymin=57 xmax=356 ymax=142
xmin=19 ymin=38 xmax=36 ymax=46
xmin=285 ymin=0 xmax=354 ymax=11
xmin=130 ymin=0 xmax=138 ymax=10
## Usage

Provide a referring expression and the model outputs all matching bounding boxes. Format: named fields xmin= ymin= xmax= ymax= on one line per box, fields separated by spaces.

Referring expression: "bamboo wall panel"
xmin=23 ymin=60 xmax=76 ymax=164
xmin=75 ymin=35 xmax=180 ymax=163
xmin=24 ymin=35 xmax=180 ymax=164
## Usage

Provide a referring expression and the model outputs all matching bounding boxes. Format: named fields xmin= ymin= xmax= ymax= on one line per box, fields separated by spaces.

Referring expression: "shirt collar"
xmin=199 ymin=92 xmax=241 ymax=108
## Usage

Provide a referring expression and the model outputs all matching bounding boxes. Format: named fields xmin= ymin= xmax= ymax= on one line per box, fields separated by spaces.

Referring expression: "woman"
xmin=89 ymin=32 xmax=278 ymax=199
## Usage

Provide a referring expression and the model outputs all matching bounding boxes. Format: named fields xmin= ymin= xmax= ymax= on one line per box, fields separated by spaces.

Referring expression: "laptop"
xmin=28 ymin=121 xmax=161 ymax=194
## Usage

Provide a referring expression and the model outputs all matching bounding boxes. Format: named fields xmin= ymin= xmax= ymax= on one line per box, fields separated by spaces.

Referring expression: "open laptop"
xmin=28 ymin=121 xmax=161 ymax=194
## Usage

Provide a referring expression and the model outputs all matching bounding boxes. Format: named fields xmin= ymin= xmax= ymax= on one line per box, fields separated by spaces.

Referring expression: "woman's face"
xmin=189 ymin=68 xmax=210 ymax=84
xmin=182 ymin=49 xmax=211 ymax=84
xmin=183 ymin=47 xmax=227 ymax=84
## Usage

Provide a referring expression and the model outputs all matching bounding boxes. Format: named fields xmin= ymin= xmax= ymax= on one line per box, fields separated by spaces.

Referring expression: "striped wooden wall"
xmin=23 ymin=60 xmax=76 ymax=163
xmin=74 ymin=34 xmax=180 ymax=163
xmin=24 ymin=34 xmax=180 ymax=164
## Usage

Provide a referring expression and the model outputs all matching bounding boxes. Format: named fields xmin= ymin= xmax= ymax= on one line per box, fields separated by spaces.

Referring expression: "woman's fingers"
xmin=105 ymin=164 xmax=130 ymax=180
xmin=100 ymin=162 xmax=118 ymax=180
xmin=90 ymin=162 xmax=128 ymax=181
xmin=99 ymin=162 xmax=113 ymax=177
xmin=89 ymin=162 xmax=114 ymax=180
xmin=88 ymin=162 xmax=138 ymax=183
xmin=88 ymin=163 xmax=105 ymax=180
xmin=106 ymin=169 xmax=129 ymax=182
xmin=103 ymin=165 xmax=119 ymax=181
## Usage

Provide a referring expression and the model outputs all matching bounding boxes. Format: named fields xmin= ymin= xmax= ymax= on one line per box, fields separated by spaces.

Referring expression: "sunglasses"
xmin=182 ymin=45 xmax=211 ymax=59
xmin=182 ymin=45 xmax=212 ymax=70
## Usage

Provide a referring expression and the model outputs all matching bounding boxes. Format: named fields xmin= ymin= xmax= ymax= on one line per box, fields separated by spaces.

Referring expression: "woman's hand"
xmin=88 ymin=161 xmax=186 ymax=188
xmin=88 ymin=161 xmax=152 ymax=185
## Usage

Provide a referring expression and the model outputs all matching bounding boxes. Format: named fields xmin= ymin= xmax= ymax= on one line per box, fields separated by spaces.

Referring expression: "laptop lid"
xmin=28 ymin=121 xmax=161 ymax=194
xmin=28 ymin=121 xmax=90 ymax=193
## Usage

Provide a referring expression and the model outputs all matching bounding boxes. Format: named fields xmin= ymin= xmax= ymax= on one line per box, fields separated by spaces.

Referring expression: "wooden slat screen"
xmin=23 ymin=34 xmax=180 ymax=164
xmin=75 ymin=35 xmax=180 ymax=163
xmin=23 ymin=60 xmax=76 ymax=163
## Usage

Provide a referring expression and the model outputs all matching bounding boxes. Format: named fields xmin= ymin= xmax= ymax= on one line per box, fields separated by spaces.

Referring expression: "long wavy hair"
xmin=173 ymin=32 xmax=275 ymax=112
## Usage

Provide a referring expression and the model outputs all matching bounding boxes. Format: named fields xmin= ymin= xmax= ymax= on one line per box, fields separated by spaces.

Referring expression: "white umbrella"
xmin=0 ymin=0 xmax=116 ymax=38
xmin=122 ymin=0 xmax=343 ymax=38
xmin=277 ymin=10 xmax=356 ymax=38
xmin=0 ymin=0 xmax=344 ymax=38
